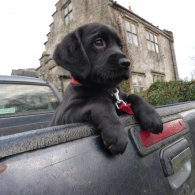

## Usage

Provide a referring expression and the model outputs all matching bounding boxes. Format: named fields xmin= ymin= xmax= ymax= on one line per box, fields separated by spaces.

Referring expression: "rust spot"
xmin=0 ymin=164 xmax=7 ymax=174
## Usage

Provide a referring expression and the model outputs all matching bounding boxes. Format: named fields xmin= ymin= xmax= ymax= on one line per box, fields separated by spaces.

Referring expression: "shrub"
xmin=145 ymin=80 xmax=195 ymax=106
xmin=121 ymin=79 xmax=131 ymax=94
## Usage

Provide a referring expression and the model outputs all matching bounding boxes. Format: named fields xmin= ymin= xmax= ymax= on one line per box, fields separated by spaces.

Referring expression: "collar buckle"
xmin=112 ymin=88 xmax=126 ymax=109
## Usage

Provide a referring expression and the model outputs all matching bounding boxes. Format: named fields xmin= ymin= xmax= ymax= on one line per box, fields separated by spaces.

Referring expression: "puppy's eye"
xmin=94 ymin=38 xmax=106 ymax=48
xmin=119 ymin=44 xmax=123 ymax=50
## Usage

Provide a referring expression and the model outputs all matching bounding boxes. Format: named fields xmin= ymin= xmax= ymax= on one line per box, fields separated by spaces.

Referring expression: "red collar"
xmin=71 ymin=78 xmax=81 ymax=85
xmin=112 ymin=88 xmax=134 ymax=115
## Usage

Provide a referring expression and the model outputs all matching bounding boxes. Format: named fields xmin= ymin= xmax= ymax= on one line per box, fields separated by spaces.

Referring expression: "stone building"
xmin=38 ymin=0 xmax=179 ymax=92
xmin=11 ymin=68 xmax=39 ymax=78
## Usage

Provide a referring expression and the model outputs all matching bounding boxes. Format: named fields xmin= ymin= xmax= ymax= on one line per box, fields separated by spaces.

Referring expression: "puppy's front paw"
xmin=101 ymin=128 xmax=128 ymax=155
xmin=126 ymin=94 xmax=163 ymax=134
xmin=138 ymin=110 xmax=163 ymax=134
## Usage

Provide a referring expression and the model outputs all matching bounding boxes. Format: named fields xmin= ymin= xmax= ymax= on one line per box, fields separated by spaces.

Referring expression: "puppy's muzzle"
xmin=119 ymin=58 xmax=130 ymax=68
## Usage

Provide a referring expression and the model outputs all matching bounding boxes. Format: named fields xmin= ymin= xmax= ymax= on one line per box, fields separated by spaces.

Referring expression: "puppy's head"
xmin=53 ymin=23 xmax=130 ymax=87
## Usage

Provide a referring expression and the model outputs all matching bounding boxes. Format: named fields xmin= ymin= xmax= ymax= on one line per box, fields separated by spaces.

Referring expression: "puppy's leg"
xmin=90 ymin=100 xmax=128 ymax=154
xmin=126 ymin=94 xmax=163 ymax=134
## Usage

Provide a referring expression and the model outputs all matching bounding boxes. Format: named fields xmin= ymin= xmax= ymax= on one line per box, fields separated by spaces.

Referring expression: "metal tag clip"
xmin=112 ymin=88 xmax=126 ymax=109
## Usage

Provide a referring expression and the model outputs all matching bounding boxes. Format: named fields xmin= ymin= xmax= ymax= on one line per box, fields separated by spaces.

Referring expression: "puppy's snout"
xmin=119 ymin=58 xmax=130 ymax=68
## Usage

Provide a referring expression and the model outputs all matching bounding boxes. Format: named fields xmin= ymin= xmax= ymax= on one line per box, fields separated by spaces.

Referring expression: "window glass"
xmin=155 ymin=44 xmax=159 ymax=53
xmin=64 ymin=8 xmax=68 ymax=15
xmin=127 ymin=33 xmax=132 ymax=44
xmin=146 ymin=31 xmax=149 ymax=40
xmin=69 ymin=2 xmax=72 ymax=11
xmin=125 ymin=21 xmax=130 ymax=31
xmin=154 ymin=35 xmax=158 ymax=43
xmin=0 ymin=84 xmax=59 ymax=117
xmin=151 ymin=43 xmax=155 ymax=51
xmin=150 ymin=33 xmax=154 ymax=41
xmin=69 ymin=12 xmax=73 ymax=21
xmin=64 ymin=1 xmax=73 ymax=25
xmin=146 ymin=31 xmax=159 ymax=53
xmin=132 ymin=74 xmax=145 ymax=93
xmin=125 ymin=21 xmax=138 ymax=46
xmin=147 ymin=41 xmax=152 ymax=50
xmin=131 ymin=23 xmax=136 ymax=34
xmin=152 ymin=74 xmax=164 ymax=82
xmin=133 ymin=35 xmax=138 ymax=46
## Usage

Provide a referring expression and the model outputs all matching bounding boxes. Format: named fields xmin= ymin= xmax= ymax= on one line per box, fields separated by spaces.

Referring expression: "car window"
xmin=0 ymin=84 xmax=59 ymax=117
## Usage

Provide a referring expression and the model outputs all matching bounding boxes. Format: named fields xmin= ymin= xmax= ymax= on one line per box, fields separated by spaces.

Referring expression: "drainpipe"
xmin=165 ymin=30 xmax=179 ymax=80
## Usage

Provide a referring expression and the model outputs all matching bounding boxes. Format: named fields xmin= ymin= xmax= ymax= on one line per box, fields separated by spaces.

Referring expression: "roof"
xmin=0 ymin=75 xmax=47 ymax=85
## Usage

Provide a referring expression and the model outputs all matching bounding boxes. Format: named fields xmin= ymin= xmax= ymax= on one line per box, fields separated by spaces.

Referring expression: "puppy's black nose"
xmin=119 ymin=58 xmax=130 ymax=68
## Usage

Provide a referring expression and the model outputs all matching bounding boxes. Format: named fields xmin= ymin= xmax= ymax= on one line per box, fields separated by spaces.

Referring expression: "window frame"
xmin=64 ymin=1 xmax=73 ymax=25
xmin=125 ymin=20 xmax=139 ymax=47
xmin=152 ymin=73 xmax=165 ymax=82
xmin=146 ymin=31 xmax=159 ymax=53
xmin=131 ymin=72 xmax=146 ymax=93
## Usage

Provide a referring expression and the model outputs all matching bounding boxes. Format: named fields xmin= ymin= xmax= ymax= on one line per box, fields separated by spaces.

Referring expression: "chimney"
xmin=128 ymin=4 xmax=133 ymax=11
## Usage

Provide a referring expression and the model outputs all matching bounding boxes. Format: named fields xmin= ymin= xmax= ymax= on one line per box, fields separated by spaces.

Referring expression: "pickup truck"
xmin=0 ymin=75 xmax=195 ymax=195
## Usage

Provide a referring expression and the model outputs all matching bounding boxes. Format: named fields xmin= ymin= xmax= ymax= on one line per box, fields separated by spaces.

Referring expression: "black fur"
xmin=51 ymin=23 xmax=163 ymax=154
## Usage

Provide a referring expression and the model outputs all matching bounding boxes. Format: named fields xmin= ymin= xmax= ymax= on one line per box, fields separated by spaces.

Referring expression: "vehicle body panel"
xmin=0 ymin=102 xmax=195 ymax=195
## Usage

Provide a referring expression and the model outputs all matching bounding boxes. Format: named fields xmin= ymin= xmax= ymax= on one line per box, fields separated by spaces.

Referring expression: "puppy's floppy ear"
xmin=53 ymin=28 xmax=91 ymax=80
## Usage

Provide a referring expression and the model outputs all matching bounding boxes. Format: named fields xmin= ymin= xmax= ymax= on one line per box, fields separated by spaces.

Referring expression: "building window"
xmin=146 ymin=31 xmax=159 ymax=53
xmin=64 ymin=1 xmax=73 ymax=25
xmin=152 ymin=73 xmax=164 ymax=82
xmin=132 ymin=73 xmax=145 ymax=93
xmin=125 ymin=21 xmax=138 ymax=46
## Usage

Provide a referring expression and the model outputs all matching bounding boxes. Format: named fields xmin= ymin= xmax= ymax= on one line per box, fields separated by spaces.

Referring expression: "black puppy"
xmin=51 ymin=23 xmax=163 ymax=154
